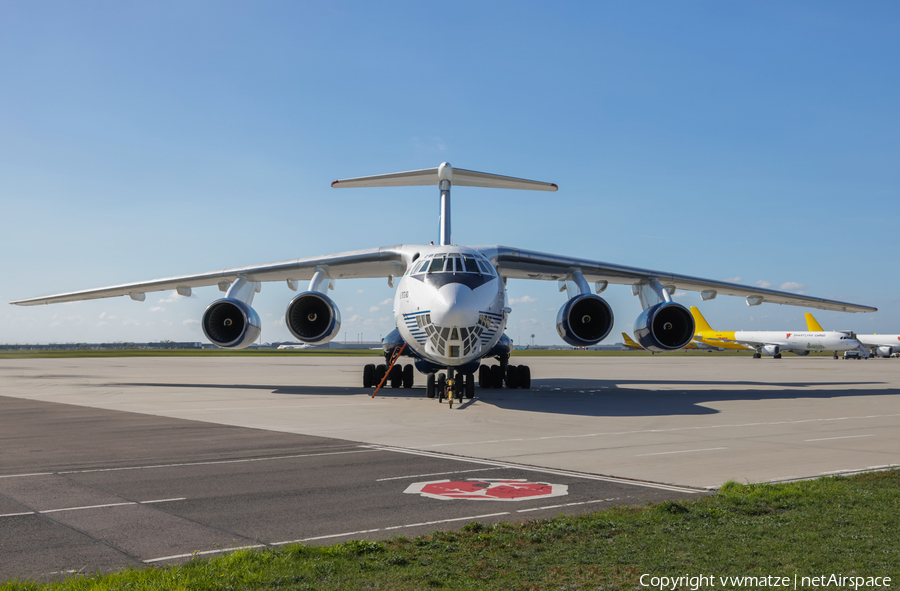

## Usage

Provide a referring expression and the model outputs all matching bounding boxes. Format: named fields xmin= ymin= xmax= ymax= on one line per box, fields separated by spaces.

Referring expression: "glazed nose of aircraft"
xmin=430 ymin=283 xmax=480 ymax=328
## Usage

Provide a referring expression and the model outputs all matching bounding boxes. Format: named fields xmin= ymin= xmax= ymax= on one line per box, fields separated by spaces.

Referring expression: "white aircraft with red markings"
xmin=11 ymin=163 xmax=877 ymax=400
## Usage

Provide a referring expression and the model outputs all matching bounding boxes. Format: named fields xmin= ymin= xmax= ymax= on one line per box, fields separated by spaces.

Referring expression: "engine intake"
xmin=633 ymin=302 xmax=694 ymax=352
xmin=286 ymin=291 xmax=341 ymax=344
xmin=202 ymin=299 xmax=261 ymax=349
xmin=556 ymin=294 xmax=614 ymax=347
xmin=877 ymin=346 xmax=893 ymax=358
xmin=762 ymin=344 xmax=781 ymax=357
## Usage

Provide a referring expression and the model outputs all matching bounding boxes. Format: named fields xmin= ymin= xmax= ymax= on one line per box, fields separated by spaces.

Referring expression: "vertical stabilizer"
xmin=690 ymin=306 xmax=714 ymax=333
xmin=805 ymin=313 xmax=825 ymax=332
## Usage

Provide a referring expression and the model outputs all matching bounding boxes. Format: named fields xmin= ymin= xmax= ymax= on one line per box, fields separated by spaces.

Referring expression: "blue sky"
xmin=2 ymin=2 xmax=898 ymax=345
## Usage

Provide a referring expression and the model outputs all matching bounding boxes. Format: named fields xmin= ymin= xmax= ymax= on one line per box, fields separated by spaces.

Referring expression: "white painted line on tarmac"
xmin=0 ymin=472 xmax=54 ymax=479
xmin=636 ymin=447 xmax=728 ymax=457
xmin=41 ymin=502 xmax=136 ymax=514
xmin=1 ymin=498 xmax=186 ymax=519
xmin=517 ymin=497 xmax=619 ymax=513
xmin=144 ymin=544 xmax=266 ymax=564
xmin=377 ymin=467 xmax=506 ymax=481
xmin=367 ymin=445 xmax=701 ymax=494
xmin=805 ymin=435 xmax=876 ymax=442
xmin=271 ymin=512 xmax=511 ymax=546
xmin=53 ymin=449 xmax=378 ymax=475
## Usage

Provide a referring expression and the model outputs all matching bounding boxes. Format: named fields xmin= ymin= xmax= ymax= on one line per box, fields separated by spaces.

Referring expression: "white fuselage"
xmin=394 ymin=245 xmax=507 ymax=367
xmin=856 ymin=334 xmax=900 ymax=355
xmin=735 ymin=331 xmax=860 ymax=355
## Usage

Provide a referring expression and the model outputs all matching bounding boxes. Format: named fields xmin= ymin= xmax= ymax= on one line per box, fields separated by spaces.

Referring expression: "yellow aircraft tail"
xmin=805 ymin=313 xmax=825 ymax=332
xmin=690 ymin=306 xmax=714 ymax=333
xmin=621 ymin=332 xmax=643 ymax=349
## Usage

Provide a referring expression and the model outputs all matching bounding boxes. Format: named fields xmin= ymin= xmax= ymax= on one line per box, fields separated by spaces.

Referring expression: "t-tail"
xmin=331 ymin=162 xmax=557 ymax=246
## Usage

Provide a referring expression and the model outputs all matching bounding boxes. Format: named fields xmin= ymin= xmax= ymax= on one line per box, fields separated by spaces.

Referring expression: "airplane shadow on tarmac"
xmin=117 ymin=377 xmax=894 ymax=418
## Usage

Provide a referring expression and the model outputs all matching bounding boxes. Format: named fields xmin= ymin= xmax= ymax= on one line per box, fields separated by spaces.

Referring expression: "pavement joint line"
xmin=144 ymin=545 xmax=267 ymax=564
xmin=376 ymin=467 xmax=506 ymax=481
xmin=411 ymin=413 xmax=900 ymax=449
xmin=367 ymin=445 xmax=702 ymax=494
xmin=1 ymin=498 xmax=186 ymax=518
xmin=517 ymin=497 xmax=619 ymax=513
xmin=805 ymin=434 xmax=876 ymax=442
xmin=271 ymin=512 xmax=512 ymax=546
xmin=636 ymin=447 xmax=728 ymax=457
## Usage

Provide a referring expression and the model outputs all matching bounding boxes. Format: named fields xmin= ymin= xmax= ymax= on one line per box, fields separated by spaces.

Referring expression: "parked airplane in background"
xmin=804 ymin=314 xmax=899 ymax=359
xmin=11 ymin=163 xmax=876 ymax=399
xmin=276 ymin=343 xmax=315 ymax=350
xmin=691 ymin=307 xmax=861 ymax=359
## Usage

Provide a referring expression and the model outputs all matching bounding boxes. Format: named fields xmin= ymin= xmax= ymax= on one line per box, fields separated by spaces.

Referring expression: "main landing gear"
xmin=362 ymin=363 xmax=414 ymax=389
xmin=478 ymin=363 xmax=531 ymax=389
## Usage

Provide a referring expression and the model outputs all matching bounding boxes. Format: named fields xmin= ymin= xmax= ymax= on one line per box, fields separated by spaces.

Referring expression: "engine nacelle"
xmin=285 ymin=291 xmax=341 ymax=344
xmin=202 ymin=298 xmax=261 ymax=349
xmin=556 ymin=294 xmax=614 ymax=347
xmin=877 ymin=346 xmax=893 ymax=358
xmin=762 ymin=344 xmax=781 ymax=356
xmin=633 ymin=302 xmax=694 ymax=352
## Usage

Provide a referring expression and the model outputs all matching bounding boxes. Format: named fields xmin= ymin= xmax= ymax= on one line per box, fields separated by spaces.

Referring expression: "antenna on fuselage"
xmin=332 ymin=162 xmax=558 ymax=246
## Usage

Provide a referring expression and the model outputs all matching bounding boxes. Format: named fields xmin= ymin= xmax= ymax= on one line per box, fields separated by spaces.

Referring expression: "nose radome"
xmin=430 ymin=283 xmax=479 ymax=327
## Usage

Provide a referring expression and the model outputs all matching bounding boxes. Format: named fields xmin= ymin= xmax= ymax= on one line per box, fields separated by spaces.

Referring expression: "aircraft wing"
xmin=478 ymin=246 xmax=876 ymax=313
xmin=10 ymin=246 xmax=409 ymax=306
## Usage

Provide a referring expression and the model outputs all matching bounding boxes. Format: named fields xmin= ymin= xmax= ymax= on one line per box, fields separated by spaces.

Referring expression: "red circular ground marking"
xmin=404 ymin=479 xmax=568 ymax=501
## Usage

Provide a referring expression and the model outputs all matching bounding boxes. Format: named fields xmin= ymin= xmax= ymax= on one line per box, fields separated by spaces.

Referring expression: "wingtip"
xmin=550 ymin=183 xmax=558 ymax=191
xmin=331 ymin=180 xmax=339 ymax=188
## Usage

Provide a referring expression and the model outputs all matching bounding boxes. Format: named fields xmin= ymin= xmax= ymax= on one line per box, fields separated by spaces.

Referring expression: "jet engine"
xmin=202 ymin=298 xmax=261 ymax=349
xmin=877 ymin=346 xmax=893 ymax=358
xmin=633 ymin=302 xmax=694 ymax=353
xmin=285 ymin=291 xmax=341 ymax=344
xmin=761 ymin=344 xmax=781 ymax=356
xmin=556 ymin=294 xmax=614 ymax=347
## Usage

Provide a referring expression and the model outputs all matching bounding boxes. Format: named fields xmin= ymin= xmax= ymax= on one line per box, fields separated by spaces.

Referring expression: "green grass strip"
xmin=4 ymin=471 xmax=898 ymax=590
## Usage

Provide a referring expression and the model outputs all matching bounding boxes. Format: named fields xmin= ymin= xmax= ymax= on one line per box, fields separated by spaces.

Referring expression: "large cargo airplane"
xmin=691 ymin=307 xmax=861 ymax=359
xmin=11 ymin=163 xmax=876 ymax=398
xmin=804 ymin=314 xmax=899 ymax=359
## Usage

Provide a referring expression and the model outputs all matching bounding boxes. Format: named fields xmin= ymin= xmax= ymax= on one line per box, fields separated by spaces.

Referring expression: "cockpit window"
xmin=476 ymin=260 xmax=492 ymax=275
xmin=463 ymin=256 xmax=480 ymax=273
xmin=427 ymin=257 xmax=445 ymax=273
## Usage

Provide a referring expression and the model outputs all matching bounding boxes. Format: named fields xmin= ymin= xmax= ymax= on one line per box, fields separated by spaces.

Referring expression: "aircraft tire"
xmin=437 ymin=373 xmax=446 ymax=402
xmin=374 ymin=364 xmax=386 ymax=385
xmin=506 ymin=365 xmax=518 ymax=389
xmin=390 ymin=365 xmax=403 ymax=388
xmin=518 ymin=365 xmax=531 ymax=389
xmin=402 ymin=364 xmax=414 ymax=388
xmin=426 ymin=373 xmax=436 ymax=398
xmin=363 ymin=364 xmax=375 ymax=388
xmin=774 ymin=354 xmax=782 ymax=359
xmin=478 ymin=365 xmax=489 ymax=388
xmin=490 ymin=365 xmax=503 ymax=389
xmin=465 ymin=374 xmax=475 ymax=399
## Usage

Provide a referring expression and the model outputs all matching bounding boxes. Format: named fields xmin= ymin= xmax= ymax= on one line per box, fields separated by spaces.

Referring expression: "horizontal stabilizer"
xmin=332 ymin=163 xmax=557 ymax=191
